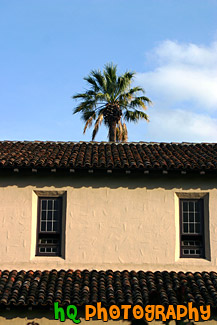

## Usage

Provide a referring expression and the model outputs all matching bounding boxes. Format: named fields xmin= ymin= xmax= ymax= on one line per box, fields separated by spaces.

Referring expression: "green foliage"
xmin=72 ymin=63 xmax=152 ymax=141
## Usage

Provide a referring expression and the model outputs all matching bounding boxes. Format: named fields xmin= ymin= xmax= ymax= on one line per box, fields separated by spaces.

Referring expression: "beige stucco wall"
xmin=0 ymin=171 xmax=216 ymax=271
xmin=0 ymin=310 xmax=130 ymax=324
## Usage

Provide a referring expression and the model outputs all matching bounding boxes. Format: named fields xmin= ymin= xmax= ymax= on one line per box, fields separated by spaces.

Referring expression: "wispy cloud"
xmin=152 ymin=40 xmax=217 ymax=67
xmin=145 ymin=108 xmax=217 ymax=142
xmin=137 ymin=40 xmax=217 ymax=110
xmin=133 ymin=40 xmax=217 ymax=142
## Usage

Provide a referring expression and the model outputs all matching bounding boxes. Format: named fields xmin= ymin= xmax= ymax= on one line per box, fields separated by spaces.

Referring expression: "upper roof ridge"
xmin=0 ymin=140 xmax=216 ymax=145
xmin=0 ymin=140 xmax=217 ymax=171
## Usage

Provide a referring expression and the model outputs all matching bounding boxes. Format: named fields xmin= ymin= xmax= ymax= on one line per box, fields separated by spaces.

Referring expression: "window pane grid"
xmin=40 ymin=199 xmax=59 ymax=232
xmin=182 ymin=201 xmax=201 ymax=234
xmin=37 ymin=197 xmax=62 ymax=256
xmin=39 ymin=239 xmax=59 ymax=244
xmin=182 ymin=248 xmax=202 ymax=256
xmin=38 ymin=235 xmax=60 ymax=254
xmin=39 ymin=247 xmax=58 ymax=253
xmin=181 ymin=239 xmax=203 ymax=257
xmin=180 ymin=199 xmax=204 ymax=258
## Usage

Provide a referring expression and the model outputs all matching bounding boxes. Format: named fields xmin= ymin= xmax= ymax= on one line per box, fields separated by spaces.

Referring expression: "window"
xmin=180 ymin=199 xmax=204 ymax=258
xmin=36 ymin=197 xmax=62 ymax=256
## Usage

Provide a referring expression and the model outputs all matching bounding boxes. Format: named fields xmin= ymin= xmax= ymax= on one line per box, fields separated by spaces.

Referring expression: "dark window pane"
xmin=41 ymin=211 xmax=46 ymax=220
xmin=195 ymin=212 xmax=200 ymax=222
xmin=189 ymin=213 xmax=194 ymax=222
xmin=189 ymin=224 xmax=194 ymax=233
xmin=42 ymin=200 xmax=47 ymax=210
xmin=53 ymin=222 xmax=58 ymax=231
xmin=47 ymin=222 xmax=52 ymax=231
xmin=189 ymin=202 xmax=194 ymax=211
xmin=40 ymin=247 xmax=45 ymax=253
xmin=46 ymin=247 xmax=51 ymax=253
xmin=54 ymin=200 xmax=59 ymax=209
xmin=183 ymin=201 xmax=188 ymax=211
xmin=48 ymin=200 xmax=52 ymax=210
xmin=48 ymin=211 xmax=52 ymax=220
xmin=183 ymin=223 xmax=188 ymax=233
xmin=183 ymin=213 xmax=188 ymax=222
xmin=190 ymin=249 xmax=195 ymax=255
xmin=54 ymin=211 xmax=58 ymax=220
xmin=184 ymin=249 xmax=189 ymax=255
xmin=195 ymin=224 xmax=200 ymax=233
xmin=41 ymin=222 xmax=46 ymax=231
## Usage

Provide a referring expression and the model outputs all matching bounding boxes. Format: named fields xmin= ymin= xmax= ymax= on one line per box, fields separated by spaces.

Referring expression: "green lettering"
xmin=67 ymin=305 xmax=81 ymax=324
xmin=54 ymin=302 xmax=65 ymax=322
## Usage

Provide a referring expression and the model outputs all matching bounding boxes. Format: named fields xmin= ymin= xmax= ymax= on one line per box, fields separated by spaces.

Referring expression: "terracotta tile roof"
xmin=0 ymin=141 xmax=217 ymax=171
xmin=0 ymin=269 xmax=217 ymax=307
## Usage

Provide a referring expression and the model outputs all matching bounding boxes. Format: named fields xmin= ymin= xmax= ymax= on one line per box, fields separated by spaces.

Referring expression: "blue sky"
xmin=1 ymin=0 xmax=217 ymax=142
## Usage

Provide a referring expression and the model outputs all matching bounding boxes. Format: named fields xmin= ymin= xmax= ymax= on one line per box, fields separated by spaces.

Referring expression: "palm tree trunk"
xmin=109 ymin=121 xmax=116 ymax=141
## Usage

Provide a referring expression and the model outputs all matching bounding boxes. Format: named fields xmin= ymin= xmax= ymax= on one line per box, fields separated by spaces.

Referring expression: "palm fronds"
xmin=72 ymin=63 xmax=151 ymax=141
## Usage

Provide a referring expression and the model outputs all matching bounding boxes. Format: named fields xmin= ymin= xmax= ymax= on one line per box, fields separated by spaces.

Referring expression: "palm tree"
xmin=72 ymin=63 xmax=151 ymax=142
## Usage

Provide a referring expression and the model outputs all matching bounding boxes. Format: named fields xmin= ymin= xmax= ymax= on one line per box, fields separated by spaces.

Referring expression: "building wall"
xmin=0 ymin=309 xmax=130 ymax=324
xmin=0 ymin=171 xmax=216 ymax=271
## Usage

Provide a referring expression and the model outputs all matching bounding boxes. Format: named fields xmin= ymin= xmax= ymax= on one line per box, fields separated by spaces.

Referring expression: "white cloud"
xmin=153 ymin=40 xmax=217 ymax=67
xmin=130 ymin=40 xmax=217 ymax=142
xmin=145 ymin=108 xmax=217 ymax=142
xmin=136 ymin=40 xmax=217 ymax=110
